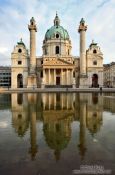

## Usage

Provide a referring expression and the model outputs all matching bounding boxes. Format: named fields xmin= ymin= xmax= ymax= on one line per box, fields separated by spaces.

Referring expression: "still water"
xmin=0 ymin=93 xmax=115 ymax=175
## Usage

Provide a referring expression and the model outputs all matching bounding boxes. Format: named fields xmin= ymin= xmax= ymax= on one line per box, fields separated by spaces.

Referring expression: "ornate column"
xmin=28 ymin=17 xmax=37 ymax=74
xmin=71 ymin=69 xmax=73 ymax=84
xmin=61 ymin=69 xmax=63 ymax=85
xmin=43 ymin=69 xmax=46 ymax=85
xmin=48 ymin=69 xmax=51 ymax=85
xmin=54 ymin=69 xmax=56 ymax=85
xmin=66 ymin=69 xmax=68 ymax=85
xmin=78 ymin=18 xmax=88 ymax=88
xmin=27 ymin=17 xmax=37 ymax=88
xmin=78 ymin=18 xmax=87 ymax=76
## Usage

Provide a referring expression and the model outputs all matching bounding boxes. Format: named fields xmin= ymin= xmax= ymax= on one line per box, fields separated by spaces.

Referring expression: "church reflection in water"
xmin=11 ymin=92 xmax=103 ymax=160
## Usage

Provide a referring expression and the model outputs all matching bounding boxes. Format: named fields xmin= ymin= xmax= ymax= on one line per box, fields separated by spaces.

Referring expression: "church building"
xmin=11 ymin=13 xmax=103 ymax=88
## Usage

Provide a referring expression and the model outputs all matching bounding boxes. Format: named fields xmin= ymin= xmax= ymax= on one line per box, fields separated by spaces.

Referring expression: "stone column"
xmin=28 ymin=17 xmax=37 ymax=74
xmin=66 ymin=69 xmax=68 ymax=85
xmin=78 ymin=18 xmax=87 ymax=76
xmin=27 ymin=17 xmax=37 ymax=88
xmin=54 ymin=69 xmax=56 ymax=85
xmin=80 ymin=31 xmax=86 ymax=75
xmin=43 ymin=69 xmax=46 ymax=84
xmin=61 ymin=69 xmax=63 ymax=85
xmin=48 ymin=69 xmax=50 ymax=85
xmin=69 ymin=69 xmax=70 ymax=85
xmin=71 ymin=70 xmax=73 ymax=84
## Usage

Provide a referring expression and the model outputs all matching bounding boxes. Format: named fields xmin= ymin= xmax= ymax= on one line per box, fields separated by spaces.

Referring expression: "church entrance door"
xmin=17 ymin=74 xmax=23 ymax=88
xmin=56 ymin=77 xmax=60 ymax=85
xmin=92 ymin=74 xmax=98 ymax=87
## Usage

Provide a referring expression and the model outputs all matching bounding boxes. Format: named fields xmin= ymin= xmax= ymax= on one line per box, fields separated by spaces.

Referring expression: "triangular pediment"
xmin=43 ymin=57 xmax=73 ymax=66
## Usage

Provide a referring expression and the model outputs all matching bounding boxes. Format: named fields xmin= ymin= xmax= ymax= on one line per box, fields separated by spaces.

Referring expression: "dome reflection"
xmin=10 ymin=92 xmax=104 ymax=161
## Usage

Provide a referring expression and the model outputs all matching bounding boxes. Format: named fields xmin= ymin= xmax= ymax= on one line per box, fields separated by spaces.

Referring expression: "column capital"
xmin=78 ymin=18 xmax=87 ymax=33
xmin=28 ymin=17 xmax=37 ymax=32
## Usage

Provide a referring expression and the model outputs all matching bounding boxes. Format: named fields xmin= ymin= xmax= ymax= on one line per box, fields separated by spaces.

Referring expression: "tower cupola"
xmin=30 ymin=17 xmax=35 ymax=25
xmin=80 ymin=18 xmax=85 ymax=25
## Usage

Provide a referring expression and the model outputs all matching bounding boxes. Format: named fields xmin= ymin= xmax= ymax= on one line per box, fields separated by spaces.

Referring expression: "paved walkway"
xmin=0 ymin=88 xmax=115 ymax=93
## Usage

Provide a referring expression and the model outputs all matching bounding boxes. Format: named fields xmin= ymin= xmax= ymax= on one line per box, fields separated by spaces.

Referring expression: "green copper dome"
xmin=45 ymin=13 xmax=70 ymax=40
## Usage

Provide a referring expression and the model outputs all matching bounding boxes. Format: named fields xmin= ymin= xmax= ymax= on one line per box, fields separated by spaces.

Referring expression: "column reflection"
xmin=77 ymin=93 xmax=103 ymax=160
xmin=28 ymin=94 xmax=38 ymax=160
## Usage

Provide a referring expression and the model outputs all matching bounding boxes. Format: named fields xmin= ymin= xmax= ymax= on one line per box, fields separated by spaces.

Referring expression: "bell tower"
xmin=78 ymin=18 xmax=88 ymax=88
xmin=27 ymin=17 xmax=37 ymax=88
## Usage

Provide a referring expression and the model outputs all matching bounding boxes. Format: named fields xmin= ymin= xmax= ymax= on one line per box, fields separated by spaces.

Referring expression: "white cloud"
xmin=0 ymin=0 xmax=115 ymax=65
xmin=0 ymin=47 xmax=8 ymax=54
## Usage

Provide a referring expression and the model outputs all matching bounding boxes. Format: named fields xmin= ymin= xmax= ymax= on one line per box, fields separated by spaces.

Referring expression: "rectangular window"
xmin=18 ymin=61 xmax=22 ymax=65
xmin=93 ymin=61 xmax=97 ymax=65
xmin=73 ymin=71 xmax=75 ymax=77
xmin=41 ymin=71 xmax=43 ymax=78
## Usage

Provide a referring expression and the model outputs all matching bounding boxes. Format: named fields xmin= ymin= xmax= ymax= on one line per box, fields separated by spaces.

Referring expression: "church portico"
xmin=42 ymin=68 xmax=74 ymax=87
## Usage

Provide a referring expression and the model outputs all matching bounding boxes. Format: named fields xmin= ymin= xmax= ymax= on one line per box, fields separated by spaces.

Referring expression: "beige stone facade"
xmin=11 ymin=14 xmax=104 ymax=89
xmin=86 ymin=41 xmax=103 ymax=87
xmin=11 ymin=39 xmax=29 ymax=88
xmin=104 ymin=62 xmax=115 ymax=87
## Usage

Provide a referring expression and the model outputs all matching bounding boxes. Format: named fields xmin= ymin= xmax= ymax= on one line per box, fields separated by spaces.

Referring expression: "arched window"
xmin=92 ymin=74 xmax=98 ymax=87
xmin=56 ymin=33 xmax=59 ymax=38
xmin=93 ymin=49 xmax=97 ymax=54
xmin=55 ymin=46 xmax=60 ymax=54
xmin=17 ymin=74 xmax=23 ymax=88
xmin=18 ymin=49 xmax=22 ymax=53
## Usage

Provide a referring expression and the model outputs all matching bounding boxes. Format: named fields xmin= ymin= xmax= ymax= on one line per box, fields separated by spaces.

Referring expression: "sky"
xmin=0 ymin=0 xmax=115 ymax=65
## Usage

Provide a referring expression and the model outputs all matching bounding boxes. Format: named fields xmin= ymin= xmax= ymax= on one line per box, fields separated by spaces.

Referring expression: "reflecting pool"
xmin=0 ymin=93 xmax=115 ymax=175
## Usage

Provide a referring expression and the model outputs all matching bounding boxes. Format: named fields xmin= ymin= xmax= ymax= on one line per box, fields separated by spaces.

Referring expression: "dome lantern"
xmin=54 ymin=12 xmax=60 ymax=27
xmin=44 ymin=13 xmax=70 ymax=40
